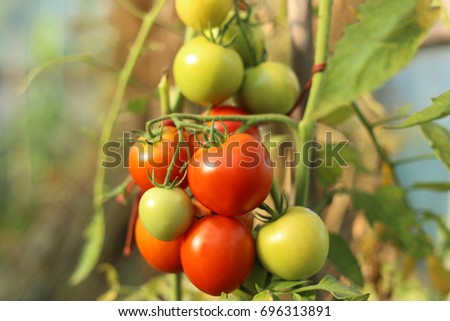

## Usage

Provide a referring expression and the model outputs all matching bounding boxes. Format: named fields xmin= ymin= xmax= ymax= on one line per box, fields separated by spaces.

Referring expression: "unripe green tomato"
xmin=256 ymin=206 xmax=329 ymax=280
xmin=139 ymin=187 xmax=194 ymax=241
xmin=175 ymin=0 xmax=233 ymax=31
xmin=236 ymin=61 xmax=300 ymax=114
xmin=173 ymin=37 xmax=244 ymax=106
xmin=221 ymin=22 xmax=266 ymax=67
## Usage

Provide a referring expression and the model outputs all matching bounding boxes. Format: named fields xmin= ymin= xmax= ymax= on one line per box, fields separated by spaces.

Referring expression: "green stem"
xmin=71 ymin=0 xmax=167 ymax=286
xmin=232 ymin=0 xmax=257 ymax=66
xmin=117 ymin=0 xmax=145 ymax=19
xmin=294 ymin=0 xmax=333 ymax=207
xmin=158 ymin=73 xmax=171 ymax=116
xmin=174 ymin=273 xmax=182 ymax=301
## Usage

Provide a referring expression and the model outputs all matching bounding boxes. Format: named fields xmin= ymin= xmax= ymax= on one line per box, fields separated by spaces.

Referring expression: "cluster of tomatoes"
xmin=126 ymin=0 xmax=329 ymax=297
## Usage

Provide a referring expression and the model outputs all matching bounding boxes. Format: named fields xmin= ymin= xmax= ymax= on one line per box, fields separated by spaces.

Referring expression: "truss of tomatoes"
xmin=126 ymin=0 xmax=329 ymax=297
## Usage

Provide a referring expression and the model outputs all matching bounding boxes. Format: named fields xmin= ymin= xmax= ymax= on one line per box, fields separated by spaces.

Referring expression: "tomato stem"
xmin=233 ymin=0 xmax=258 ymax=66
xmin=294 ymin=0 xmax=333 ymax=207
xmin=158 ymin=72 xmax=171 ymax=116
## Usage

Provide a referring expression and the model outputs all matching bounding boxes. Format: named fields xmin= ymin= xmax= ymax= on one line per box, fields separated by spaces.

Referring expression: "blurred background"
xmin=0 ymin=0 xmax=449 ymax=300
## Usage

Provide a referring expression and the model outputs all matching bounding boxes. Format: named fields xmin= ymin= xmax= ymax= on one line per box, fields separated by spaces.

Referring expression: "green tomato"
xmin=175 ymin=0 xmax=232 ymax=31
xmin=139 ymin=187 xmax=194 ymax=241
xmin=256 ymin=206 xmax=329 ymax=280
xmin=173 ymin=37 xmax=244 ymax=106
xmin=221 ymin=22 xmax=266 ymax=67
xmin=236 ymin=61 xmax=300 ymax=114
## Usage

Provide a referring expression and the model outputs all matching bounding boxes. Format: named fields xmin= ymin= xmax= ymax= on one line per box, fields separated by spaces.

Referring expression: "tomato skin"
xmin=139 ymin=187 xmax=194 ymax=241
xmin=135 ymin=218 xmax=183 ymax=273
xmin=256 ymin=207 xmax=329 ymax=280
xmin=236 ymin=61 xmax=300 ymax=114
xmin=175 ymin=0 xmax=232 ymax=31
xmin=173 ymin=37 xmax=244 ymax=106
xmin=181 ymin=215 xmax=255 ymax=296
xmin=128 ymin=126 xmax=191 ymax=191
xmin=187 ymin=133 xmax=273 ymax=216
xmin=205 ymin=105 xmax=260 ymax=139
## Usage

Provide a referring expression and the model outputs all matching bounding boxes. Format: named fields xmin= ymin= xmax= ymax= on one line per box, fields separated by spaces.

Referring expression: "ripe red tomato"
xmin=135 ymin=217 xmax=183 ymax=273
xmin=187 ymin=133 xmax=272 ymax=216
xmin=128 ymin=126 xmax=191 ymax=191
xmin=204 ymin=105 xmax=260 ymax=139
xmin=181 ymin=215 xmax=255 ymax=296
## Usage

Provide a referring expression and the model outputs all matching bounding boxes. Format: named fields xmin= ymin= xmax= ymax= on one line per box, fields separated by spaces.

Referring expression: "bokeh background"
xmin=0 ymin=0 xmax=449 ymax=300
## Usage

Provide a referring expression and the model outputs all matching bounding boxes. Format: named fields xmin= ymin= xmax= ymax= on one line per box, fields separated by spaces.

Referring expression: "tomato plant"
xmin=236 ymin=61 xmax=300 ymax=114
xmin=135 ymin=217 xmax=183 ymax=273
xmin=187 ymin=133 xmax=272 ymax=216
xmin=139 ymin=187 xmax=193 ymax=241
xmin=173 ymin=37 xmax=244 ymax=106
xmin=128 ymin=126 xmax=191 ymax=191
xmin=180 ymin=215 xmax=255 ymax=296
xmin=205 ymin=105 xmax=260 ymax=138
xmin=175 ymin=0 xmax=232 ymax=31
xmin=256 ymin=207 xmax=329 ymax=280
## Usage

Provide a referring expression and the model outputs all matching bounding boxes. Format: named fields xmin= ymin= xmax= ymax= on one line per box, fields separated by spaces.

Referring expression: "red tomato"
xmin=204 ymin=105 xmax=260 ymax=139
xmin=188 ymin=133 xmax=273 ymax=216
xmin=128 ymin=126 xmax=192 ymax=191
xmin=134 ymin=218 xmax=183 ymax=273
xmin=181 ymin=215 xmax=255 ymax=296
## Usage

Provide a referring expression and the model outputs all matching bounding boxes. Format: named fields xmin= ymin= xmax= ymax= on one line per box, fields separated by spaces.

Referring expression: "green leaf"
xmin=313 ymin=0 xmax=439 ymax=120
xmin=69 ymin=212 xmax=105 ymax=286
xmin=127 ymin=97 xmax=149 ymax=114
xmin=421 ymin=123 xmax=450 ymax=171
xmin=392 ymin=90 xmax=450 ymax=128
xmin=252 ymin=290 xmax=275 ymax=301
xmin=353 ymin=186 xmax=432 ymax=257
xmin=292 ymin=291 xmax=316 ymax=301
xmin=328 ymin=233 xmax=364 ymax=287
xmin=267 ymin=280 xmax=311 ymax=292
xmin=297 ymin=275 xmax=369 ymax=301
xmin=411 ymin=182 xmax=450 ymax=191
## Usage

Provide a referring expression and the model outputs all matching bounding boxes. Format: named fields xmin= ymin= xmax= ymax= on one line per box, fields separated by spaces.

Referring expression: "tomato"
xmin=181 ymin=215 xmax=255 ymax=296
xmin=139 ymin=187 xmax=194 ymax=241
xmin=236 ymin=61 xmax=300 ymax=114
xmin=135 ymin=217 xmax=183 ymax=273
xmin=187 ymin=133 xmax=272 ymax=216
xmin=128 ymin=126 xmax=191 ymax=191
xmin=220 ymin=21 xmax=266 ymax=68
xmin=175 ymin=0 xmax=232 ymax=31
xmin=256 ymin=207 xmax=329 ymax=280
xmin=173 ymin=37 xmax=244 ymax=106
xmin=204 ymin=105 xmax=260 ymax=138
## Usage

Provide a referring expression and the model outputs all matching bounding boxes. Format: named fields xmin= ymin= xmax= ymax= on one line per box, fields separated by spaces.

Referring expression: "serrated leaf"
xmin=353 ymin=186 xmax=432 ymax=257
xmin=127 ymin=97 xmax=149 ymax=114
xmin=328 ymin=233 xmax=364 ymax=287
xmin=252 ymin=290 xmax=274 ymax=301
xmin=267 ymin=280 xmax=311 ymax=292
xmin=421 ymin=122 xmax=450 ymax=171
xmin=296 ymin=275 xmax=369 ymax=301
xmin=313 ymin=0 xmax=439 ymax=120
xmin=411 ymin=182 xmax=450 ymax=191
xmin=69 ymin=212 xmax=105 ymax=286
xmin=392 ymin=90 xmax=450 ymax=128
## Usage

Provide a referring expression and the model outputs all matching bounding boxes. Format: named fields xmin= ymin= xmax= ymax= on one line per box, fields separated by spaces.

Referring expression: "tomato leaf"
xmin=127 ymin=97 xmax=149 ymax=114
xmin=328 ymin=233 xmax=364 ymax=287
xmin=421 ymin=123 xmax=450 ymax=171
xmin=292 ymin=291 xmax=316 ymax=301
xmin=267 ymin=280 xmax=311 ymax=292
xmin=252 ymin=290 xmax=275 ymax=301
xmin=353 ymin=186 xmax=432 ymax=258
xmin=410 ymin=182 xmax=450 ymax=192
xmin=69 ymin=212 xmax=105 ymax=286
xmin=296 ymin=275 xmax=369 ymax=301
xmin=391 ymin=90 xmax=450 ymax=128
xmin=313 ymin=0 xmax=439 ymax=120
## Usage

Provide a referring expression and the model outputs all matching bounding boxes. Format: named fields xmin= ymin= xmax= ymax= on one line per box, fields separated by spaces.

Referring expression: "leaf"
xmin=267 ymin=280 xmax=311 ymax=292
xmin=392 ymin=90 xmax=450 ymax=128
xmin=127 ymin=97 xmax=149 ymax=114
xmin=252 ymin=290 xmax=274 ymax=301
xmin=328 ymin=233 xmax=364 ymax=287
xmin=353 ymin=186 xmax=432 ymax=258
xmin=411 ymin=182 xmax=450 ymax=191
xmin=421 ymin=122 xmax=450 ymax=171
xmin=297 ymin=275 xmax=369 ymax=301
xmin=292 ymin=291 xmax=316 ymax=301
xmin=313 ymin=0 xmax=439 ymax=120
xmin=68 ymin=212 xmax=105 ymax=286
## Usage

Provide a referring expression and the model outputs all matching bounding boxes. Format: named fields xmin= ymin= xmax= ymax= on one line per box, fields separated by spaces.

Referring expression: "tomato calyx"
xmin=255 ymin=190 xmax=290 ymax=224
